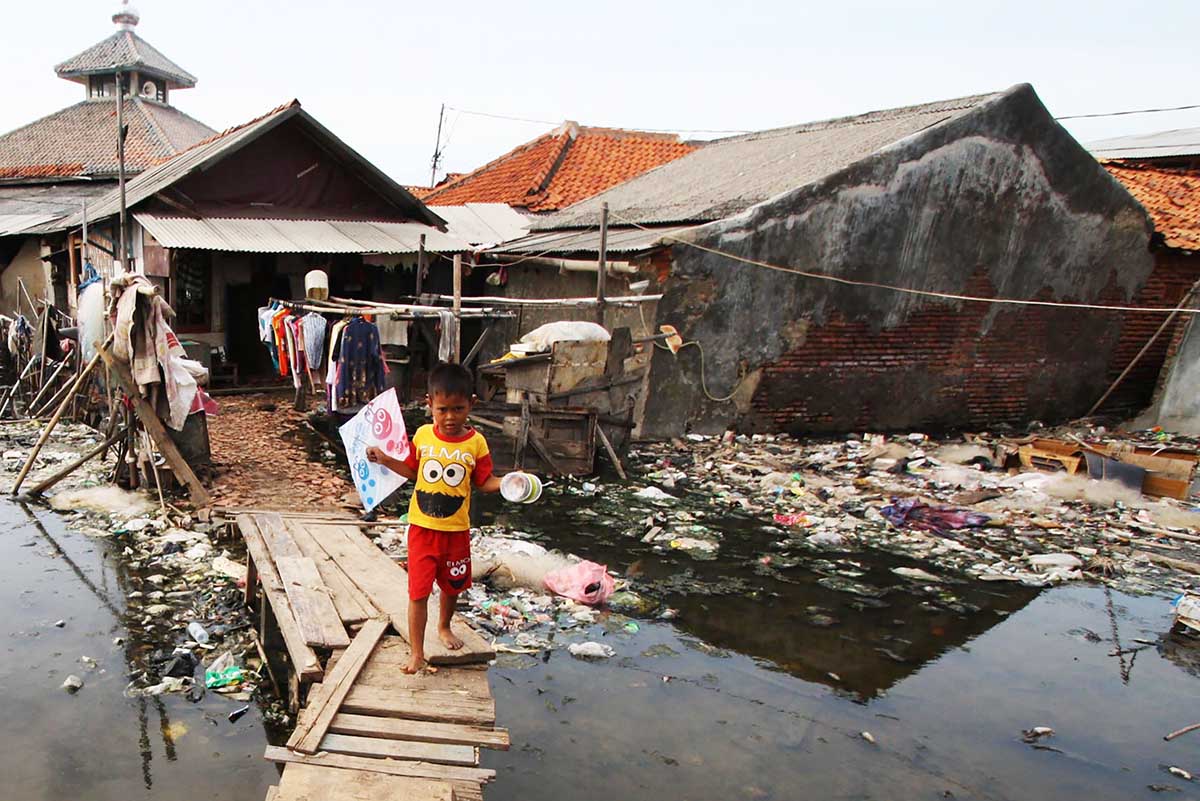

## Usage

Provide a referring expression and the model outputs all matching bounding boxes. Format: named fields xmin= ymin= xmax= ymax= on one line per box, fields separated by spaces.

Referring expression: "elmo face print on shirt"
xmin=415 ymin=455 xmax=470 ymax=519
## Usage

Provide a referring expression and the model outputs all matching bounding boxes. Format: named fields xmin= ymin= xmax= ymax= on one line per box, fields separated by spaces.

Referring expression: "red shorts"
xmin=406 ymin=524 xmax=472 ymax=600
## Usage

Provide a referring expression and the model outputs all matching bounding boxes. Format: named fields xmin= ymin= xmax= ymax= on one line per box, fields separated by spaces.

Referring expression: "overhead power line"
xmin=1055 ymin=103 xmax=1200 ymax=121
xmin=609 ymin=211 xmax=1200 ymax=316
xmin=445 ymin=106 xmax=751 ymax=135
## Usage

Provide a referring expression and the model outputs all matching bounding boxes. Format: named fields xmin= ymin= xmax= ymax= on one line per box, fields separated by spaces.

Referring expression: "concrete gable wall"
xmin=643 ymin=84 xmax=1158 ymax=437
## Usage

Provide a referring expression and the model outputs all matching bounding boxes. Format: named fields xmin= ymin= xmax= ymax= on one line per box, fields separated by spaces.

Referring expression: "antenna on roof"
xmin=430 ymin=103 xmax=445 ymax=189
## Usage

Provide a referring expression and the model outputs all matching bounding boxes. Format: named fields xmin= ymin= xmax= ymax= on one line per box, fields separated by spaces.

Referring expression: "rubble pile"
xmin=626 ymin=426 xmax=1200 ymax=597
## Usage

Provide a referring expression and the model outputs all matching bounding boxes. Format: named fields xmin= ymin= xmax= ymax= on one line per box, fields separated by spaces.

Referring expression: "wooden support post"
xmin=452 ymin=253 xmax=463 ymax=363
xmin=515 ymin=397 xmax=530 ymax=470
xmin=26 ymin=358 xmax=68 ymax=414
xmin=97 ymin=344 xmax=211 ymax=506
xmin=595 ymin=201 xmax=608 ymax=326
xmin=415 ymin=234 xmax=426 ymax=297
xmin=0 ymin=356 xmax=39 ymax=418
xmin=26 ymin=427 xmax=124 ymax=496
xmin=462 ymin=322 xmax=493 ymax=368
xmin=11 ymin=341 xmax=108 ymax=495
xmin=596 ymin=425 xmax=627 ymax=480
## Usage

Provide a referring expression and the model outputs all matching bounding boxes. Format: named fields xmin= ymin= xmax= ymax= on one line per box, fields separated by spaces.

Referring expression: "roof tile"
xmin=423 ymin=124 xmax=697 ymax=212
xmin=1105 ymin=162 xmax=1200 ymax=252
xmin=0 ymin=98 xmax=214 ymax=180
xmin=55 ymin=30 xmax=197 ymax=88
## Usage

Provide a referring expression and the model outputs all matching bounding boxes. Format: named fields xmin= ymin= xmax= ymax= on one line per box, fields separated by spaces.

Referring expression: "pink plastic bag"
xmin=543 ymin=560 xmax=615 ymax=606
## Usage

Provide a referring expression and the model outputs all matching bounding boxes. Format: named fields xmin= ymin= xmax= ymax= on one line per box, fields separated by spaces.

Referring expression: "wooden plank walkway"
xmin=233 ymin=511 xmax=504 ymax=801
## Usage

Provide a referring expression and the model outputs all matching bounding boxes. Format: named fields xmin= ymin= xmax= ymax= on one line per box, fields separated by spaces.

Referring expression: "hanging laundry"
xmin=300 ymin=312 xmax=327 ymax=367
xmin=335 ymin=316 xmax=386 ymax=409
xmin=437 ymin=310 xmax=457 ymax=362
xmin=376 ymin=315 xmax=409 ymax=348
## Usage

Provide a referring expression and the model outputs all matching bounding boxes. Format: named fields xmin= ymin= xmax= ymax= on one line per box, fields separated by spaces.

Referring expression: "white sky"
xmin=2 ymin=0 xmax=1197 ymax=187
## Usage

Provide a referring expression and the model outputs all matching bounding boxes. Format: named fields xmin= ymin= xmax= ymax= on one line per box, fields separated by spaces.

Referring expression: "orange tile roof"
xmin=423 ymin=123 xmax=699 ymax=212
xmin=1105 ymin=162 xmax=1200 ymax=252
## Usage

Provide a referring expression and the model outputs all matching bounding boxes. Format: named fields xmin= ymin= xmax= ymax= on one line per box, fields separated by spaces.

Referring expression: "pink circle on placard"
xmin=385 ymin=440 xmax=396 ymax=452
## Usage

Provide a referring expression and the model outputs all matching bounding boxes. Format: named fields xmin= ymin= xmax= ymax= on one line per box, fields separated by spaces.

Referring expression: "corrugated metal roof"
xmin=135 ymin=214 xmax=471 ymax=254
xmin=484 ymin=224 xmax=697 ymax=256
xmin=533 ymin=88 xmax=1006 ymax=229
xmin=427 ymin=203 xmax=530 ymax=246
xmin=1088 ymin=127 xmax=1200 ymax=160
xmin=0 ymin=182 xmax=115 ymax=236
xmin=56 ymin=101 xmax=444 ymax=232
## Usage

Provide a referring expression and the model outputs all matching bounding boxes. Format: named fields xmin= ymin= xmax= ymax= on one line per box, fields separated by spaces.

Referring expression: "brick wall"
xmin=748 ymin=251 xmax=1200 ymax=433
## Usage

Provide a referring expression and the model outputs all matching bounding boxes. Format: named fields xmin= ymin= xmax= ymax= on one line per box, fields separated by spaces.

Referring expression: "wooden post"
xmin=11 ymin=341 xmax=109 ymax=494
xmin=452 ymin=253 xmax=463 ymax=363
xmin=415 ymin=234 xmax=426 ymax=297
xmin=26 ymin=358 xmax=68 ymax=413
xmin=27 ymin=427 xmax=125 ymax=496
xmin=595 ymin=202 xmax=608 ymax=327
xmin=67 ymin=232 xmax=79 ymax=316
xmin=116 ymin=69 xmax=128 ymax=271
xmin=97 ymin=344 xmax=211 ymax=506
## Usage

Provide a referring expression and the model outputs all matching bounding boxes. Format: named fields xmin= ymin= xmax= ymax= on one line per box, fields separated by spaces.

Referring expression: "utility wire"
xmin=445 ymin=106 xmax=751 ymax=135
xmin=1055 ymin=103 xmax=1200 ymax=121
xmin=609 ymin=211 xmax=1200 ymax=316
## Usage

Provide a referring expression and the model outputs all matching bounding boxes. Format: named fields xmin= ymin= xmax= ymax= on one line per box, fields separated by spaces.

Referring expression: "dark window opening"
xmin=173 ymin=250 xmax=212 ymax=332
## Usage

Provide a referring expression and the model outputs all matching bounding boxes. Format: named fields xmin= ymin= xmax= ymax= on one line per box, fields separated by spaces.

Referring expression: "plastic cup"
xmin=500 ymin=472 xmax=532 ymax=503
xmin=523 ymin=473 xmax=543 ymax=503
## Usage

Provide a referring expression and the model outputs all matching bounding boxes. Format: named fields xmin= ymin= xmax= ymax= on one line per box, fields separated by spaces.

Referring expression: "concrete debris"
xmin=61 ymin=675 xmax=83 ymax=693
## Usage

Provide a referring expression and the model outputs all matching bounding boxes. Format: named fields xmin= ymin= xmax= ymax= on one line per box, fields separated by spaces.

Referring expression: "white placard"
xmin=338 ymin=388 xmax=409 ymax=512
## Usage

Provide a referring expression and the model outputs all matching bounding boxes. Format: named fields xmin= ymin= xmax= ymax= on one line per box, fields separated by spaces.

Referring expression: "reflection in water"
xmin=0 ymin=500 xmax=279 ymax=801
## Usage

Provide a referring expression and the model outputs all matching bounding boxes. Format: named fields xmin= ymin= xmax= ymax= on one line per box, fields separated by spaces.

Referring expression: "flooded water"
xmin=472 ymin=487 xmax=1200 ymax=801
xmin=4 ymin=467 xmax=1200 ymax=801
xmin=0 ymin=500 xmax=279 ymax=801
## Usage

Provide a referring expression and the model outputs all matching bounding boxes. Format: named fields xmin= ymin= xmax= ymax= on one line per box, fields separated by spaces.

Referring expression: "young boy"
xmin=366 ymin=363 xmax=501 ymax=673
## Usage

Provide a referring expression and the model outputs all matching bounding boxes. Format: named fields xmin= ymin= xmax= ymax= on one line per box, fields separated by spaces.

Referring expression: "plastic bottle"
xmin=187 ymin=621 xmax=209 ymax=645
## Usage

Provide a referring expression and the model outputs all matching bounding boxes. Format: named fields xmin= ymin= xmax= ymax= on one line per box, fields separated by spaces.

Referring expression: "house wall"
xmin=1134 ymin=250 xmax=1200 ymax=433
xmin=642 ymin=84 xmax=1159 ymax=438
xmin=0 ymin=237 xmax=52 ymax=318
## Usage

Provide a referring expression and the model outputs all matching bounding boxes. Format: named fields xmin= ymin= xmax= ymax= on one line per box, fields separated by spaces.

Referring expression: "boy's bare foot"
xmin=438 ymin=626 xmax=464 ymax=650
xmin=403 ymin=656 xmax=424 ymax=674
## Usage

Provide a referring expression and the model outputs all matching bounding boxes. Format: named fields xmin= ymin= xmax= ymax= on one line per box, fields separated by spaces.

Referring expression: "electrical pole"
xmin=429 ymin=103 xmax=445 ymax=189
xmin=116 ymin=70 xmax=128 ymax=272
xmin=595 ymin=202 xmax=609 ymax=326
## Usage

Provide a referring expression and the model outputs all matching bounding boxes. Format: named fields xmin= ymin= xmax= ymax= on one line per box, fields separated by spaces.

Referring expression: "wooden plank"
xmin=307 ymin=524 xmax=494 ymax=665
xmin=237 ymin=515 xmax=322 ymax=680
xmin=286 ymin=519 xmax=376 ymax=624
xmin=351 ymin=662 xmax=493 ymax=694
xmin=339 ymin=685 xmax=495 ymax=726
xmin=256 ymin=512 xmax=305 ymax=559
xmin=264 ymin=786 xmax=279 ymax=801
xmin=264 ymin=745 xmax=493 ymax=788
xmin=318 ymin=733 xmax=477 ymax=766
xmin=275 ymin=762 xmax=455 ymax=801
xmin=275 ymin=556 xmax=352 ymax=649
xmin=98 ymin=345 xmax=211 ymax=505
xmin=288 ymin=617 xmax=389 ymax=754
xmin=330 ymin=713 xmax=509 ymax=750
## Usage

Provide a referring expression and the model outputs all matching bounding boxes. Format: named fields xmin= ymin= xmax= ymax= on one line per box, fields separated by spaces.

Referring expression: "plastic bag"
xmin=543 ymin=560 xmax=615 ymax=606
xmin=519 ymin=321 xmax=610 ymax=353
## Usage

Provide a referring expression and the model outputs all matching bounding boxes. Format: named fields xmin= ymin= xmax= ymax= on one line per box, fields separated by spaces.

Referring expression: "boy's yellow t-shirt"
xmin=401 ymin=424 xmax=493 ymax=531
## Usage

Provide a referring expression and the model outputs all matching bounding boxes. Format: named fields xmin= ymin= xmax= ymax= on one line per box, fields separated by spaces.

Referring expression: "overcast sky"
xmin=3 ymin=1 xmax=1197 ymax=187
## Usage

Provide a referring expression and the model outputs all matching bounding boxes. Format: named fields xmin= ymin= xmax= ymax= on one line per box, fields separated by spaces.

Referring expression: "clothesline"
xmin=418 ymin=293 xmax=663 ymax=308
xmin=275 ymin=297 xmax=516 ymax=320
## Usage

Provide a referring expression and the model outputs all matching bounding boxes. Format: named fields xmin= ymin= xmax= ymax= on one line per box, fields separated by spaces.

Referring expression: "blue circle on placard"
xmin=366 ymin=497 xmax=374 ymax=504
xmin=369 ymin=479 xmax=376 ymax=487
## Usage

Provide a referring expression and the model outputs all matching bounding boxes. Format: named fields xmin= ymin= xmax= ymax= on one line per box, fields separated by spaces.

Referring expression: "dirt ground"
xmin=206 ymin=390 xmax=358 ymax=511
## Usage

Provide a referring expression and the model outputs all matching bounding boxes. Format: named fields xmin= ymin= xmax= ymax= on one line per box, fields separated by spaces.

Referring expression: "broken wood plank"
xmin=275 ymin=555 xmax=351 ymax=649
xmin=307 ymin=524 xmax=494 ymax=665
xmin=264 ymin=786 xmax=279 ymax=801
xmin=339 ymin=685 xmax=495 ymax=726
xmin=264 ymin=746 xmax=492 ymax=792
xmin=288 ymin=617 xmax=389 ymax=754
xmin=595 ymin=424 xmax=627 ymax=480
xmin=98 ymin=344 xmax=211 ymax=505
xmin=1136 ymin=551 xmax=1200 ymax=575
xmin=26 ymin=427 xmax=124 ymax=496
xmin=275 ymin=762 xmax=455 ymax=801
xmin=285 ymin=519 xmax=377 ymax=624
xmin=329 ymin=713 xmax=509 ymax=750
xmin=236 ymin=514 xmax=322 ymax=680
xmin=318 ymin=733 xmax=477 ymax=766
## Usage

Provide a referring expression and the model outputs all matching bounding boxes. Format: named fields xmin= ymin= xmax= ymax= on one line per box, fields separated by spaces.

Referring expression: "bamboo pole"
xmin=26 ymin=358 xmax=69 ymax=414
xmin=26 ymin=428 xmax=125 ymax=496
xmin=452 ymin=253 xmax=462 ymax=363
xmin=11 ymin=339 xmax=110 ymax=495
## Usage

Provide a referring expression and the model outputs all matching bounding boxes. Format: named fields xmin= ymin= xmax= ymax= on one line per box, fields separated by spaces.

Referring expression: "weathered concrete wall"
xmin=0 ymin=237 xmax=52 ymax=319
xmin=643 ymin=83 xmax=1156 ymax=438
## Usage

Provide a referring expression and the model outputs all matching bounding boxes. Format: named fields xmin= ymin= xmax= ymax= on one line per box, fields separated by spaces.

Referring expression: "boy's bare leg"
xmin=405 ymin=597 xmax=428 ymax=673
xmin=438 ymin=591 xmax=464 ymax=650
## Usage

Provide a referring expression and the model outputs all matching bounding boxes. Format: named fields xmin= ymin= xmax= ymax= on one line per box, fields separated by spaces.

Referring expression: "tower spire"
xmin=112 ymin=0 xmax=140 ymax=31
